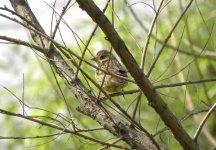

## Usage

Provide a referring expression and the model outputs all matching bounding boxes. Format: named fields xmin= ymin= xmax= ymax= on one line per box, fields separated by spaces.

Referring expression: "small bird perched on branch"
xmin=92 ymin=49 xmax=128 ymax=93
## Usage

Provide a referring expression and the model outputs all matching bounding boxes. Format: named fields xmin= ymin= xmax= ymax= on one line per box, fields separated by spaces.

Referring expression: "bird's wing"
xmin=108 ymin=60 xmax=128 ymax=78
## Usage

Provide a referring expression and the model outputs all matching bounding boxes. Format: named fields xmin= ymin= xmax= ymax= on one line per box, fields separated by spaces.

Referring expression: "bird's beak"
xmin=91 ymin=57 xmax=97 ymax=61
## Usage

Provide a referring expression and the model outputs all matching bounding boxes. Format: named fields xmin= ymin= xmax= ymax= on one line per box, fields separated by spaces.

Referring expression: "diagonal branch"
xmin=140 ymin=0 xmax=164 ymax=70
xmin=193 ymin=103 xmax=216 ymax=142
xmin=0 ymin=108 xmax=129 ymax=150
xmin=147 ymin=0 xmax=194 ymax=77
xmin=9 ymin=0 xmax=158 ymax=149
xmin=75 ymin=0 xmax=199 ymax=149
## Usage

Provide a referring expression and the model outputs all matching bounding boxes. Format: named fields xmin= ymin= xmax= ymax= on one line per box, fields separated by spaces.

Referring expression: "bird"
xmin=91 ymin=49 xmax=128 ymax=93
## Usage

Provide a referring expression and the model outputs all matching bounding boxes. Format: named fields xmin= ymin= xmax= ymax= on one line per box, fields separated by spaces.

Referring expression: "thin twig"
xmin=51 ymin=0 xmax=72 ymax=39
xmin=0 ymin=108 xmax=130 ymax=150
xmin=76 ymin=0 xmax=198 ymax=148
xmin=0 ymin=35 xmax=44 ymax=52
xmin=154 ymin=78 xmax=216 ymax=89
xmin=132 ymin=93 xmax=142 ymax=121
xmin=59 ymin=47 xmax=151 ymax=135
xmin=153 ymin=109 xmax=209 ymax=137
xmin=147 ymin=0 xmax=194 ymax=77
xmin=22 ymin=73 xmax=25 ymax=116
xmin=124 ymin=3 xmax=216 ymax=60
xmin=0 ymin=132 xmax=66 ymax=139
xmin=182 ymin=0 xmax=212 ymax=104
xmin=140 ymin=0 xmax=164 ymax=70
xmin=99 ymin=89 xmax=141 ymax=101
xmin=99 ymin=138 xmax=123 ymax=150
xmin=193 ymin=103 xmax=216 ymax=142
xmin=75 ymin=0 xmax=111 ymax=78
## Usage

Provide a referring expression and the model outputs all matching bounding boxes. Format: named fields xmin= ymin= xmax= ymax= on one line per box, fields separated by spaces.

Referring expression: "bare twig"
xmin=76 ymin=0 xmax=199 ymax=149
xmin=59 ymin=47 xmax=152 ymax=135
xmin=140 ymin=0 xmax=164 ymax=70
xmin=147 ymin=0 xmax=194 ymax=77
xmin=99 ymin=138 xmax=123 ymax=150
xmin=153 ymin=109 xmax=209 ymax=137
xmin=154 ymin=78 xmax=216 ymax=89
xmin=0 ymin=132 xmax=66 ymax=139
xmin=132 ymin=93 xmax=142 ymax=121
xmin=8 ymin=0 xmax=158 ymax=149
xmin=0 ymin=108 xmax=129 ymax=149
xmin=124 ymin=2 xmax=216 ymax=61
xmin=193 ymin=103 xmax=216 ymax=142
xmin=182 ymin=0 xmax=211 ymax=104
xmin=75 ymin=0 xmax=111 ymax=78
xmin=0 ymin=35 xmax=44 ymax=52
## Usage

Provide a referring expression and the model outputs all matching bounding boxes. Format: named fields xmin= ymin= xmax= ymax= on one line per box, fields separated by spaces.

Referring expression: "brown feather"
xmin=94 ymin=50 xmax=128 ymax=92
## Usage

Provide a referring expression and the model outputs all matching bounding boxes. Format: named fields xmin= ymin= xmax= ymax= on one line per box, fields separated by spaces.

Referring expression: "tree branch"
xmin=9 ymin=0 xmax=158 ymax=149
xmin=0 ymin=108 xmax=129 ymax=150
xmin=154 ymin=78 xmax=216 ymax=89
xmin=75 ymin=0 xmax=199 ymax=149
xmin=193 ymin=103 xmax=216 ymax=142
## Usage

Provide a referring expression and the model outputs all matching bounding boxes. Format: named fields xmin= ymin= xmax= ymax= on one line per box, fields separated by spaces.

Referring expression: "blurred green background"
xmin=0 ymin=0 xmax=215 ymax=149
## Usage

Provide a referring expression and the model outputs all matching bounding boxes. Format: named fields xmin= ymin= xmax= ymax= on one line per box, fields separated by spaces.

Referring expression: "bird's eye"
xmin=100 ymin=55 xmax=106 ymax=60
xmin=118 ymin=69 xmax=128 ymax=77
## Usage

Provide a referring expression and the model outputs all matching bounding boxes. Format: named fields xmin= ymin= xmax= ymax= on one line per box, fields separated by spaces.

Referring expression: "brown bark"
xmin=75 ymin=0 xmax=199 ymax=149
xmin=9 ymin=0 xmax=159 ymax=149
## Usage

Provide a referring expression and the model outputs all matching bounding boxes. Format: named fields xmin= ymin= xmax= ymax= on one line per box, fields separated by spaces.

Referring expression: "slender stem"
xmin=147 ymin=0 xmax=194 ymax=77
xmin=140 ymin=0 xmax=164 ymax=70
xmin=154 ymin=78 xmax=216 ymax=89
xmin=193 ymin=103 xmax=216 ymax=142
xmin=75 ymin=0 xmax=111 ymax=77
